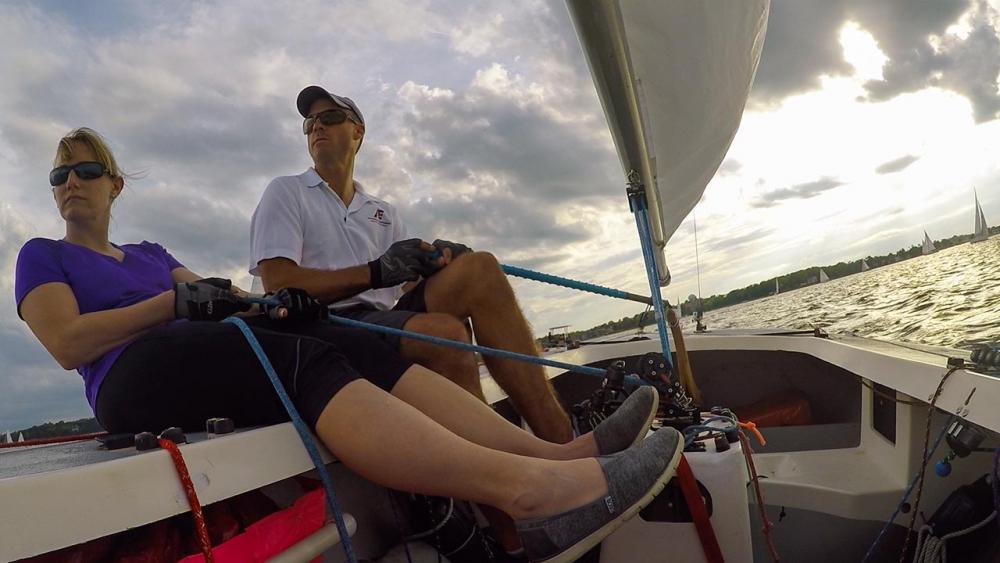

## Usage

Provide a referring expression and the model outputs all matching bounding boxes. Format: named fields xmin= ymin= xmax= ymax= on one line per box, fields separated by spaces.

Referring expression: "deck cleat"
xmin=206 ymin=417 xmax=235 ymax=438
xmin=158 ymin=427 xmax=187 ymax=444
xmin=134 ymin=432 xmax=158 ymax=451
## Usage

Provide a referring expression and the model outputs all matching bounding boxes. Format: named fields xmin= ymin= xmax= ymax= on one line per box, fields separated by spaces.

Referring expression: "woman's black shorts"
xmin=95 ymin=320 xmax=412 ymax=434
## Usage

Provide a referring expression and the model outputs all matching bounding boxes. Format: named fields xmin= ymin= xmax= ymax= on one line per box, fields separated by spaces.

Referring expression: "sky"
xmin=1 ymin=0 xmax=999 ymax=430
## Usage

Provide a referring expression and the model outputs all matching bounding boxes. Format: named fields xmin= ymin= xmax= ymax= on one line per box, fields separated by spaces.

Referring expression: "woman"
xmin=15 ymin=127 xmax=682 ymax=562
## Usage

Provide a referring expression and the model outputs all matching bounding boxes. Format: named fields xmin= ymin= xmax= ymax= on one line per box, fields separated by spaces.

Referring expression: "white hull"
xmin=5 ymin=331 xmax=997 ymax=561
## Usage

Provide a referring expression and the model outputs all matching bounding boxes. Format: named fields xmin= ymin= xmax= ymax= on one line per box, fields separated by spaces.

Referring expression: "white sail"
xmin=922 ymin=231 xmax=936 ymax=255
xmin=4 ymin=431 xmax=10 ymax=444
xmin=973 ymin=191 xmax=989 ymax=242
xmin=775 ymin=278 xmax=779 ymax=294
xmin=568 ymin=0 xmax=770 ymax=285
xmin=819 ymin=269 xmax=830 ymax=283
xmin=861 ymin=260 xmax=869 ymax=272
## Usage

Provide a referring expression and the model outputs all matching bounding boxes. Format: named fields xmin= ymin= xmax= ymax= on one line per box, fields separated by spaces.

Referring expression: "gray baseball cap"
xmin=296 ymin=85 xmax=365 ymax=126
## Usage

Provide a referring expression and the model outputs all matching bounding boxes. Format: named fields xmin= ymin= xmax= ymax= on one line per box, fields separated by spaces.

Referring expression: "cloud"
xmin=752 ymin=0 xmax=999 ymax=122
xmin=875 ymin=155 xmax=921 ymax=174
xmin=862 ymin=0 xmax=1000 ymax=123
xmin=718 ymin=159 xmax=743 ymax=176
xmin=752 ymin=177 xmax=846 ymax=208
xmin=703 ymin=227 xmax=775 ymax=253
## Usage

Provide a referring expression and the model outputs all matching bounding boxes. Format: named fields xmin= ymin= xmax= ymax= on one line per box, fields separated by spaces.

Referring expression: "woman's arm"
xmin=171 ymin=267 xmax=250 ymax=296
xmin=20 ymin=282 xmax=175 ymax=370
xmin=171 ymin=267 xmax=202 ymax=284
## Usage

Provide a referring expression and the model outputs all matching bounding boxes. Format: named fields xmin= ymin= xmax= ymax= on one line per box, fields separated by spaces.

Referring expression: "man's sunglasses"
xmin=302 ymin=109 xmax=357 ymax=135
xmin=49 ymin=161 xmax=109 ymax=186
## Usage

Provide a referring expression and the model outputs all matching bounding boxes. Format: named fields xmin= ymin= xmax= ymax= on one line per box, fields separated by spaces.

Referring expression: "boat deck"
xmin=0 ymin=424 xmax=328 ymax=561
xmin=4 ymin=330 xmax=997 ymax=561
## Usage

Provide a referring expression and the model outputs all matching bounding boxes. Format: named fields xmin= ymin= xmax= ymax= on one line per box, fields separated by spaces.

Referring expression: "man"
xmin=250 ymin=85 xmax=572 ymax=444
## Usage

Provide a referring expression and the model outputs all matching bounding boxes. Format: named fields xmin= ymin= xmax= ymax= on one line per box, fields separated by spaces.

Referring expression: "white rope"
xmin=912 ymin=510 xmax=996 ymax=563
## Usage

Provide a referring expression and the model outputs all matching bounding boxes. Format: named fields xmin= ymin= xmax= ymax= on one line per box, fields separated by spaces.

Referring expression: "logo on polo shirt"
xmin=369 ymin=208 xmax=391 ymax=226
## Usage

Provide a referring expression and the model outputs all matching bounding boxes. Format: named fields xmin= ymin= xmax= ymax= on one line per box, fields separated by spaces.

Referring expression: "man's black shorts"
xmin=332 ymin=279 xmax=429 ymax=349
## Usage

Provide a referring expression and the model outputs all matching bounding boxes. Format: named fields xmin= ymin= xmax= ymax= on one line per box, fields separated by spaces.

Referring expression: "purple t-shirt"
xmin=15 ymin=238 xmax=184 ymax=411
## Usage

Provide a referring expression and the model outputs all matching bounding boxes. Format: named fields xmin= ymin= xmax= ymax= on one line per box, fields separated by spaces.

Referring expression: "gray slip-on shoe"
xmin=516 ymin=427 xmax=683 ymax=563
xmin=593 ymin=386 xmax=659 ymax=455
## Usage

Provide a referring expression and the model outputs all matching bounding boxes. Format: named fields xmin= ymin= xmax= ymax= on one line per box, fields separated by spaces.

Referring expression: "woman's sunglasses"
xmin=49 ymin=161 xmax=108 ymax=186
xmin=302 ymin=109 xmax=356 ymax=135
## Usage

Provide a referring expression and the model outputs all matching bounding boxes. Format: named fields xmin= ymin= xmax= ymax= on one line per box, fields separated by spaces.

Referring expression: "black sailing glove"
xmin=174 ymin=281 xmax=251 ymax=321
xmin=193 ymin=277 xmax=233 ymax=291
xmin=368 ymin=238 xmax=442 ymax=288
xmin=432 ymin=239 xmax=472 ymax=261
xmin=262 ymin=288 xmax=327 ymax=322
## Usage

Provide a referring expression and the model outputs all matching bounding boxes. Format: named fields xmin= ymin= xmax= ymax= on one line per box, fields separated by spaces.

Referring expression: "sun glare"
xmin=839 ymin=22 xmax=887 ymax=81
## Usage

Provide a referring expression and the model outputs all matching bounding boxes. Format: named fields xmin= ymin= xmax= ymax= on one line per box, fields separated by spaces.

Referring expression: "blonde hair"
xmin=53 ymin=127 xmax=124 ymax=178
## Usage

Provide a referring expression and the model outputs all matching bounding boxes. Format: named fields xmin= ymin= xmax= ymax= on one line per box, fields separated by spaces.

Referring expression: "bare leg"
xmin=313 ymin=379 xmax=605 ymax=520
xmin=391 ymin=364 xmax=598 ymax=460
xmin=397 ymin=313 xmax=486 ymax=401
xmin=423 ymin=252 xmax=573 ymax=443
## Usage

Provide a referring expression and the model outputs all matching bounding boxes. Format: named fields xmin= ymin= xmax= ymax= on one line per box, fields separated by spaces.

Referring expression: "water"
xmin=678 ymin=237 xmax=1000 ymax=350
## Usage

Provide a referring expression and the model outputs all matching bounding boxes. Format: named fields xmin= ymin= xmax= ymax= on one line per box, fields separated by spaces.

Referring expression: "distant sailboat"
xmin=922 ymin=231 xmax=936 ymax=255
xmin=17 ymin=433 xmax=25 ymax=443
xmin=774 ymin=278 xmax=779 ymax=295
xmin=819 ymin=269 xmax=830 ymax=283
xmin=861 ymin=260 xmax=870 ymax=272
xmin=3 ymin=431 xmax=10 ymax=444
xmin=972 ymin=190 xmax=989 ymax=243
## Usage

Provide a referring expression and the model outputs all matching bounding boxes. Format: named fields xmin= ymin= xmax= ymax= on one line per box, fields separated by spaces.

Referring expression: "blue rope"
xmin=629 ymin=193 xmax=675 ymax=371
xmin=500 ymin=264 xmax=652 ymax=305
xmin=327 ymin=314 xmax=645 ymax=386
xmin=248 ymin=296 xmax=644 ymax=385
xmin=860 ymin=415 xmax=954 ymax=563
xmin=223 ymin=317 xmax=357 ymax=563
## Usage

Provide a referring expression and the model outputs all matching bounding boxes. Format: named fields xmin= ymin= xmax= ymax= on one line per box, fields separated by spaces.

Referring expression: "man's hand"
xmin=175 ymin=282 xmax=252 ymax=321
xmin=432 ymin=239 xmax=472 ymax=263
xmin=263 ymin=288 xmax=327 ymax=322
xmin=369 ymin=238 xmax=443 ymax=288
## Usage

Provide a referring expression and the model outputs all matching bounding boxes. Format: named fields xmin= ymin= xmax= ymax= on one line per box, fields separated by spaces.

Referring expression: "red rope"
xmin=739 ymin=431 xmax=780 ymax=562
xmin=158 ymin=438 xmax=214 ymax=563
xmin=676 ymin=455 xmax=725 ymax=563
xmin=0 ymin=431 xmax=107 ymax=449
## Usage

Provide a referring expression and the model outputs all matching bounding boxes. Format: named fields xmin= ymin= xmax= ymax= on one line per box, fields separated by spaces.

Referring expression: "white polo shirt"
xmin=249 ymin=168 xmax=408 ymax=310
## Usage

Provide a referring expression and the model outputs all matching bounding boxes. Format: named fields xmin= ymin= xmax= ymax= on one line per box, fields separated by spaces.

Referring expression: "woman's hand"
xmin=262 ymin=288 xmax=327 ymax=322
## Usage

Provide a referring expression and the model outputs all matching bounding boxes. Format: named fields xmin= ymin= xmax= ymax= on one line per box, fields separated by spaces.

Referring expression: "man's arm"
xmin=258 ymin=240 xmax=444 ymax=303
xmin=257 ymin=257 xmax=371 ymax=304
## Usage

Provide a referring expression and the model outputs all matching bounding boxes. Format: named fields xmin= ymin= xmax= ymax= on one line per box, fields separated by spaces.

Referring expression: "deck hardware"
xmin=206 ymin=418 xmax=235 ymax=438
xmin=96 ymin=433 xmax=136 ymax=450
xmin=158 ymin=427 xmax=187 ymax=444
xmin=134 ymin=432 xmax=158 ymax=451
xmin=962 ymin=387 xmax=976 ymax=406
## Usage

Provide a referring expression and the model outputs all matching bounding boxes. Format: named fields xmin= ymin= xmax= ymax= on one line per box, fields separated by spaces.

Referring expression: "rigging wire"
xmin=854 ymin=375 xmax=925 ymax=406
xmin=861 ymin=366 xmax=960 ymax=563
xmin=898 ymin=367 xmax=961 ymax=563
xmin=693 ymin=211 xmax=703 ymax=301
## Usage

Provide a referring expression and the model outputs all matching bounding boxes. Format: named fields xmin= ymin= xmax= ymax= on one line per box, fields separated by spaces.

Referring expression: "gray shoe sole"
xmin=536 ymin=432 xmax=683 ymax=563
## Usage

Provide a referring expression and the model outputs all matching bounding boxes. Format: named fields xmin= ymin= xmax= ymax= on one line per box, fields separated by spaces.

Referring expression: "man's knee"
xmin=405 ymin=313 xmax=469 ymax=343
xmin=452 ymin=251 xmax=501 ymax=278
